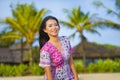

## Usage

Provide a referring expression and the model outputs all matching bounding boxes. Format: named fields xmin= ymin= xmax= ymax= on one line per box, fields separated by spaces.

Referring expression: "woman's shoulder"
xmin=59 ymin=36 xmax=69 ymax=40
xmin=40 ymin=42 xmax=52 ymax=52
xmin=59 ymin=36 xmax=70 ymax=42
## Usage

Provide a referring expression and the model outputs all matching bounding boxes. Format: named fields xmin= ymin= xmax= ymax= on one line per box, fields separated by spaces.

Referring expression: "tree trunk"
xmin=20 ymin=38 xmax=23 ymax=63
xmin=29 ymin=43 xmax=33 ymax=66
xmin=80 ymin=40 xmax=87 ymax=73
xmin=80 ymin=32 xmax=87 ymax=70
xmin=82 ymin=41 xmax=86 ymax=67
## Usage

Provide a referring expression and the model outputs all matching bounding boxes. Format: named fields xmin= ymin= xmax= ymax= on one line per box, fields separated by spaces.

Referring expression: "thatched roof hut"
xmin=0 ymin=43 xmax=29 ymax=63
xmin=73 ymin=42 xmax=120 ymax=59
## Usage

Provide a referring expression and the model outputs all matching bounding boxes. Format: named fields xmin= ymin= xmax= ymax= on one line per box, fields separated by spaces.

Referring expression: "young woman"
xmin=39 ymin=16 xmax=79 ymax=80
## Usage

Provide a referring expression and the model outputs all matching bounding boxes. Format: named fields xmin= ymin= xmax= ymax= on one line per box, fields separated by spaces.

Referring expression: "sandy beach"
xmin=0 ymin=73 xmax=120 ymax=80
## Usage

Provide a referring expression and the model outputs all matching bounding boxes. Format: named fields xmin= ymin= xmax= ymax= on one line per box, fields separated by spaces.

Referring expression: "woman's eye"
xmin=48 ymin=25 xmax=52 ymax=27
xmin=54 ymin=24 xmax=58 ymax=26
xmin=47 ymin=23 xmax=58 ymax=27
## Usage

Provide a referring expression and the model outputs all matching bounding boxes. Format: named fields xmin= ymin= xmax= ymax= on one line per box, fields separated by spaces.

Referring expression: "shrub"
xmin=13 ymin=64 xmax=28 ymax=76
xmin=0 ymin=59 xmax=120 ymax=76
xmin=0 ymin=64 xmax=28 ymax=76
xmin=74 ymin=60 xmax=84 ymax=73
xmin=88 ymin=59 xmax=120 ymax=73
xmin=114 ymin=59 xmax=120 ymax=72
xmin=29 ymin=63 xmax=44 ymax=75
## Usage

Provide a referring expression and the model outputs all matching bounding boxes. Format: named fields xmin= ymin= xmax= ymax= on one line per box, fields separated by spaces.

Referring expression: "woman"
xmin=39 ymin=16 xmax=79 ymax=80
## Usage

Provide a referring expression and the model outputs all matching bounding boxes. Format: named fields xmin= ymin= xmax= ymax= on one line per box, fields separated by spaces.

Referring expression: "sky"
xmin=0 ymin=0 xmax=120 ymax=47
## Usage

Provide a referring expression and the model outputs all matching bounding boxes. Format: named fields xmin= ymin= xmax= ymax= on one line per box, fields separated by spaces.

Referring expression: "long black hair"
xmin=39 ymin=16 xmax=60 ymax=49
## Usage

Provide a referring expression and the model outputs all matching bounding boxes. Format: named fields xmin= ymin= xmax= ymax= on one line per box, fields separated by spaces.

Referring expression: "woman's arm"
xmin=69 ymin=56 xmax=79 ymax=80
xmin=44 ymin=66 xmax=53 ymax=80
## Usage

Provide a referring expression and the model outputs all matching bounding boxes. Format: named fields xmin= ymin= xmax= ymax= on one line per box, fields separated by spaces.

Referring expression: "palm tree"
xmin=93 ymin=1 xmax=120 ymax=29
xmin=61 ymin=7 xmax=101 ymax=42
xmin=60 ymin=2 xmax=120 ymax=68
xmin=60 ymin=6 xmax=101 ymax=68
xmin=1 ymin=3 xmax=47 ymax=66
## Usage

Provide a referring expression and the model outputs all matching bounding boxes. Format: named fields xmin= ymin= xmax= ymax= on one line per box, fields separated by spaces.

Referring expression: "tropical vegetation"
xmin=93 ymin=0 xmax=120 ymax=29
xmin=0 ymin=1 xmax=120 ymax=78
xmin=0 ymin=59 xmax=120 ymax=76
xmin=60 ymin=0 xmax=120 ymax=68
xmin=0 ymin=3 xmax=47 ymax=66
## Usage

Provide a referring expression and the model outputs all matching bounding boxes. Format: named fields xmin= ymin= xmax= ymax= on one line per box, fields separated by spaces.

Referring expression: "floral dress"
xmin=39 ymin=36 xmax=74 ymax=80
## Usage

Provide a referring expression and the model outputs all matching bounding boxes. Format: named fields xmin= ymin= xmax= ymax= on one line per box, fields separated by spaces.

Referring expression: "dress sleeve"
xmin=39 ymin=50 xmax=51 ymax=68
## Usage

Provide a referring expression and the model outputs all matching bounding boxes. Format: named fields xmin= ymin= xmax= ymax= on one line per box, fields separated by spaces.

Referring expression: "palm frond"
xmin=86 ymin=28 xmax=101 ymax=36
xmin=13 ymin=10 xmax=26 ymax=25
xmin=101 ymin=20 xmax=120 ymax=29
xmin=68 ymin=31 xmax=77 ymax=39
xmin=31 ymin=8 xmax=47 ymax=31
xmin=63 ymin=8 xmax=69 ymax=13
xmin=6 ymin=17 xmax=26 ymax=35
xmin=91 ymin=18 xmax=120 ymax=29
xmin=93 ymin=1 xmax=104 ymax=8
xmin=1 ymin=32 xmax=21 ymax=40
xmin=93 ymin=1 xmax=119 ymax=17
xmin=60 ymin=21 xmax=75 ymax=28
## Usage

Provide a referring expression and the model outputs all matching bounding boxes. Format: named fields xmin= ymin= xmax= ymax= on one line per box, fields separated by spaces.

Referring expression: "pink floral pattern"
xmin=39 ymin=36 xmax=74 ymax=80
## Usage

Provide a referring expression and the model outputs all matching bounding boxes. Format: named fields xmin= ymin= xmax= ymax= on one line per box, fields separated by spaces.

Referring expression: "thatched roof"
xmin=73 ymin=42 xmax=120 ymax=59
xmin=10 ymin=43 xmax=29 ymax=50
xmin=0 ymin=43 xmax=29 ymax=63
xmin=0 ymin=47 xmax=21 ymax=63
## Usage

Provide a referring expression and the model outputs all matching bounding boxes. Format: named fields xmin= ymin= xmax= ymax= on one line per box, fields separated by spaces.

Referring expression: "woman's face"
xmin=44 ymin=19 xmax=60 ymax=37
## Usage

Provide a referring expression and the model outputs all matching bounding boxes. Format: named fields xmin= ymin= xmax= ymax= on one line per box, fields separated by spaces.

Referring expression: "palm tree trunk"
xmin=29 ymin=43 xmax=33 ymax=66
xmin=82 ymin=41 xmax=86 ymax=67
xmin=20 ymin=38 xmax=23 ymax=63
xmin=80 ymin=32 xmax=87 ymax=70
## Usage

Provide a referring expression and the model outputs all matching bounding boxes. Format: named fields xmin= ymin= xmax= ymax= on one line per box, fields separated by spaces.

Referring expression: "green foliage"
xmin=88 ymin=59 xmax=120 ymax=73
xmin=60 ymin=6 xmax=101 ymax=40
xmin=0 ymin=31 xmax=15 ymax=47
xmin=114 ymin=59 xmax=120 ymax=72
xmin=116 ymin=0 xmax=120 ymax=11
xmin=0 ymin=64 xmax=28 ymax=76
xmin=13 ymin=64 xmax=28 ymax=76
xmin=1 ymin=3 xmax=47 ymax=66
xmin=25 ymin=46 xmax=40 ymax=64
xmin=103 ymin=44 xmax=120 ymax=49
xmin=0 ymin=59 xmax=120 ymax=77
xmin=29 ymin=63 xmax=44 ymax=75
xmin=92 ymin=42 xmax=120 ymax=49
xmin=74 ymin=59 xmax=84 ymax=73
xmin=32 ymin=47 xmax=40 ymax=63
xmin=0 ymin=63 xmax=44 ymax=77
xmin=0 ymin=64 xmax=13 ymax=76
